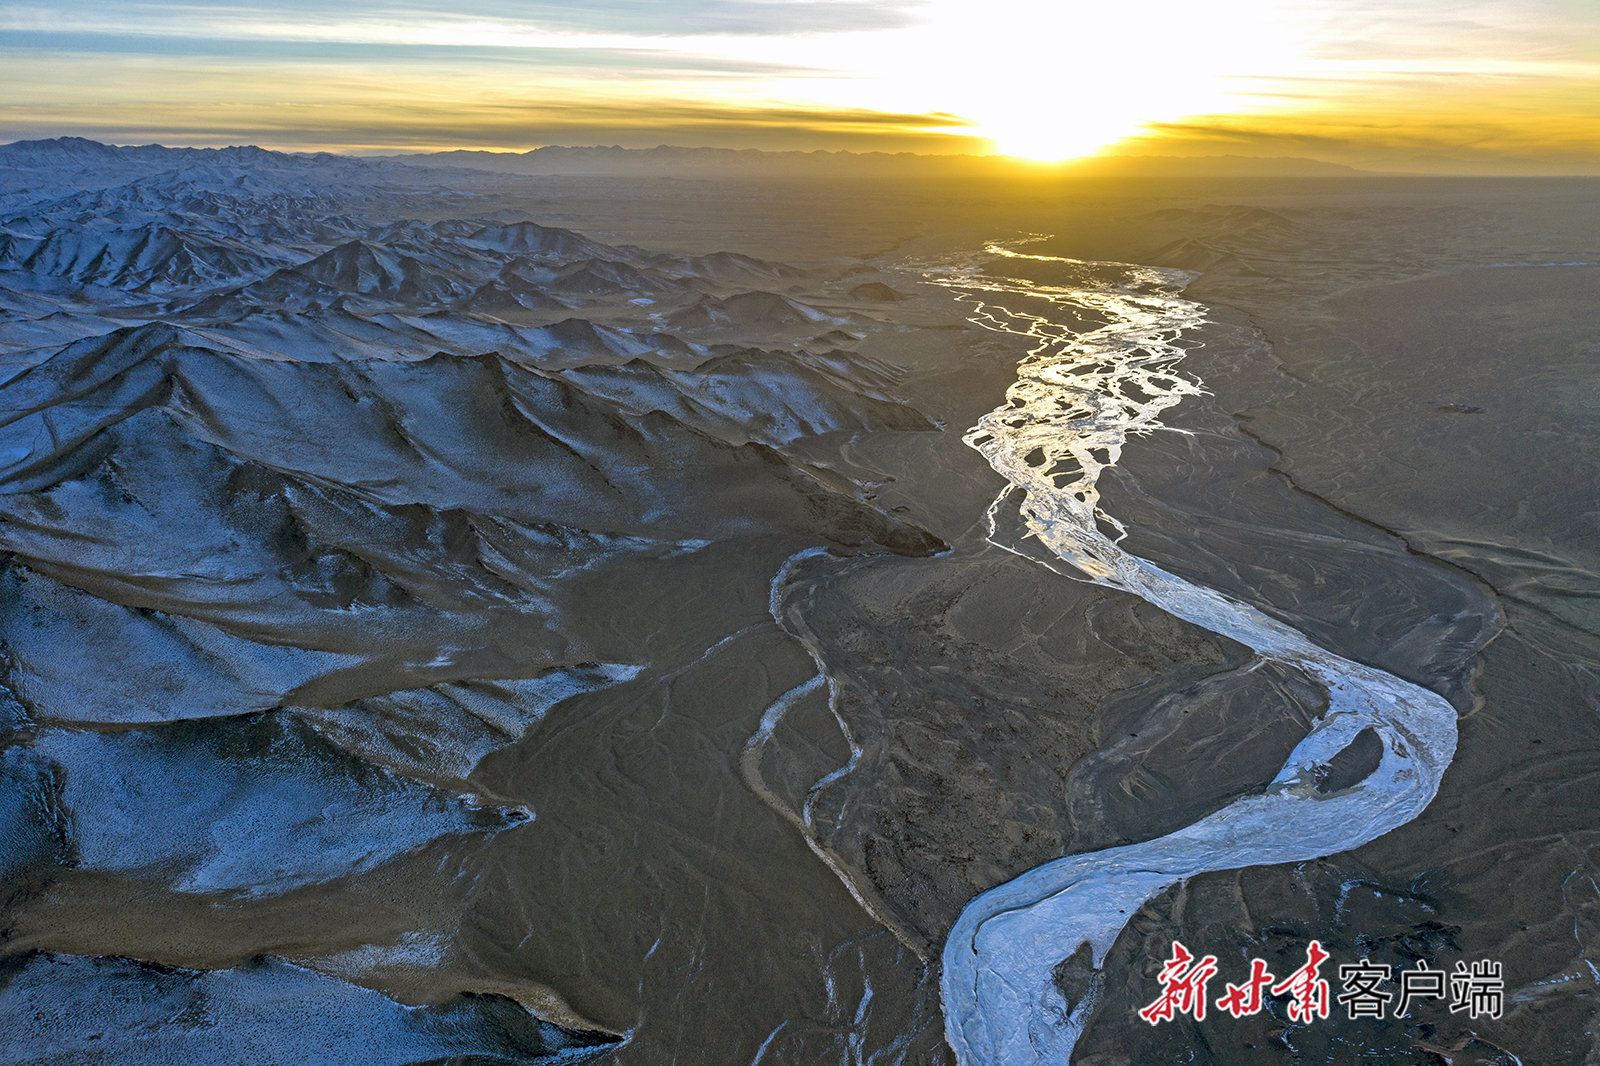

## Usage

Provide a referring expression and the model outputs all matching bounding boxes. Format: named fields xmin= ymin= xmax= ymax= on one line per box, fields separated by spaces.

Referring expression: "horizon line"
xmin=9 ymin=135 xmax=1600 ymax=178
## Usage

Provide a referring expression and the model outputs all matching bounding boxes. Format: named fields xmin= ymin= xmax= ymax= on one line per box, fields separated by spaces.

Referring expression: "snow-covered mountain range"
xmin=0 ymin=137 xmax=943 ymax=1063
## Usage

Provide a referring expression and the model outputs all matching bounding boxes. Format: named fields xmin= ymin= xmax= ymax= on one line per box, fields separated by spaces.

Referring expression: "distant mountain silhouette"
xmin=371 ymin=143 xmax=1366 ymax=178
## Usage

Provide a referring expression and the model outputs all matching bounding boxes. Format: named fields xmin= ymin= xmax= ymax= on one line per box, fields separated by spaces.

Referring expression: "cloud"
xmin=1292 ymin=0 xmax=1598 ymax=63
xmin=0 ymin=47 xmax=972 ymax=153
xmin=1127 ymin=96 xmax=1600 ymax=173
xmin=402 ymin=0 xmax=926 ymax=36
xmin=1 ymin=29 xmax=818 ymax=75
xmin=0 ymin=0 xmax=926 ymax=41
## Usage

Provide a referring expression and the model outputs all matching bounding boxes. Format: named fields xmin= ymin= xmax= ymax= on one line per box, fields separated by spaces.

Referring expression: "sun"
xmin=964 ymin=91 xmax=1194 ymax=163
xmin=889 ymin=0 xmax=1298 ymax=164
xmin=982 ymin=116 xmax=1145 ymax=163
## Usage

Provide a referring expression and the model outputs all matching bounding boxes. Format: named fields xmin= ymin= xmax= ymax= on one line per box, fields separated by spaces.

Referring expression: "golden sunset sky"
xmin=3 ymin=0 xmax=1598 ymax=172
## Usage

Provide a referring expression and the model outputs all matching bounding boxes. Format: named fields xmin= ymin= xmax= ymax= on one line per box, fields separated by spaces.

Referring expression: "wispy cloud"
xmin=0 ymin=46 xmax=973 ymax=153
xmin=0 ymin=29 xmax=817 ymax=75
xmin=0 ymin=0 xmax=924 ymax=42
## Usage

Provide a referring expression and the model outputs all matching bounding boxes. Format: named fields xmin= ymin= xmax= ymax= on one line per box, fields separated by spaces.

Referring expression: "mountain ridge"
xmin=1 ymin=136 xmax=1368 ymax=179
